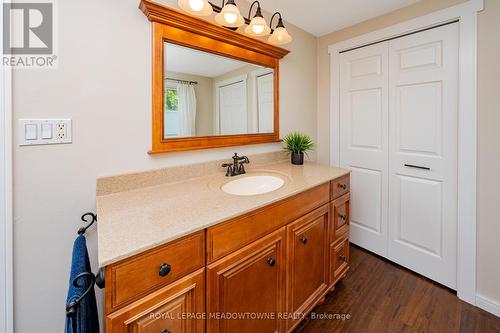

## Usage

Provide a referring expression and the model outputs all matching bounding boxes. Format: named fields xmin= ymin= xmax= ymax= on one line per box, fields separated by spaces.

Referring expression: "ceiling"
xmin=254 ymin=0 xmax=420 ymax=37
xmin=165 ymin=43 xmax=253 ymax=77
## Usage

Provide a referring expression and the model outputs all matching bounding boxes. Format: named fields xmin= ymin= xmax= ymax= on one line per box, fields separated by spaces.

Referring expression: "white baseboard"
xmin=476 ymin=294 xmax=500 ymax=318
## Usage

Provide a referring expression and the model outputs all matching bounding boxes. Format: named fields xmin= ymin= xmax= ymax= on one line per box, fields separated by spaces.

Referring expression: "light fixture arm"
xmin=210 ymin=0 xmax=231 ymax=8
xmin=247 ymin=1 xmax=263 ymax=20
xmin=269 ymin=12 xmax=284 ymax=33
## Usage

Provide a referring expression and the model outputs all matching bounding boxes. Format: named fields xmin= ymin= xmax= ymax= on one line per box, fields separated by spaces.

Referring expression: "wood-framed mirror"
xmin=140 ymin=0 xmax=289 ymax=154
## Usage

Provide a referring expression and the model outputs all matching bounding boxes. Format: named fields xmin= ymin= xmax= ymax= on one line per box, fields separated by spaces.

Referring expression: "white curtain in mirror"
xmin=177 ymin=83 xmax=197 ymax=137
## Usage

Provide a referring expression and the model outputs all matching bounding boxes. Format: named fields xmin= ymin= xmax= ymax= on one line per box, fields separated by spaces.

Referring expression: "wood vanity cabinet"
xmin=104 ymin=176 xmax=350 ymax=333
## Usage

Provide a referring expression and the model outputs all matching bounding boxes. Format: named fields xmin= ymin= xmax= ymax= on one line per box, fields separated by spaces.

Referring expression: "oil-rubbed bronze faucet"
xmin=221 ymin=153 xmax=250 ymax=177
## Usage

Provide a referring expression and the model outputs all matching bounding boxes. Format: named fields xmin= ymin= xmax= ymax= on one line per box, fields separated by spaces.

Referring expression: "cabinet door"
xmin=286 ymin=205 xmax=330 ymax=332
xmin=106 ymin=268 xmax=204 ymax=333
xmin=206 ymin=227 xmax=286 ymax=333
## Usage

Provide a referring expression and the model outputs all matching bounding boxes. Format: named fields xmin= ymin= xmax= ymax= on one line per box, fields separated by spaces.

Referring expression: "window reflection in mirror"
xmin=164 ymin=43 xmax=275 ymax=139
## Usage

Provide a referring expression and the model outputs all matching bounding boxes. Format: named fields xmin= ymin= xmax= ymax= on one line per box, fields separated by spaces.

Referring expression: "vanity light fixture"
xmin=177 ymin=0 xmax=213 ymax=16
xmin=268 ymin=12 xmax=292 ymax=45
xmin=214 ymin=0 xmax=245 ymax=28
xmin=244 ymin=1 xmax=271 ymax=37
xmin=176 ymin=0 xmax=292 ymax=44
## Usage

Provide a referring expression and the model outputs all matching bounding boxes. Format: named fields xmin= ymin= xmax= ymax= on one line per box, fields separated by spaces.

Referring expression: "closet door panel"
xmin=388 ymin=23 xmax=459 ymax=289
xmin=339 ymin=42 xmax=389 ymax=257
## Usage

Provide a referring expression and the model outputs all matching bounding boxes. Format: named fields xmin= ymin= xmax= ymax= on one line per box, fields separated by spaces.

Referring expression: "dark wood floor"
xmin=297 ymin=245 xmax=500 ymax=333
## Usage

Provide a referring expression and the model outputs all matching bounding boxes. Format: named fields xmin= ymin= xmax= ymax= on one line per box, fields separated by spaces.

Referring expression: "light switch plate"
xmin=18 ymin=119 xmax=72 ymax=146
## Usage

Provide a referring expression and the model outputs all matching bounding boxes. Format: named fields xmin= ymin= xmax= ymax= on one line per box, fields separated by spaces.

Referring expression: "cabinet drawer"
xmin=330 ymin=193 xmax=350 ymax=243
xmin=331 ymin=174 xmax=350 ymax=200
xmin=207 ymin=183 xmax=330 ymax=263
xmin=106 ymin=268 xmax=205 ymax=333
xmin=105 ymin=231 xmax=205 ymax=313
xmin=329 ymin=237 xmax=349 ymax=286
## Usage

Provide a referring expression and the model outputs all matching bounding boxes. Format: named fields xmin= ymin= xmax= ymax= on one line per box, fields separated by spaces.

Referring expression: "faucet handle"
xmin=221 ymin=163 xmax=233 ymax=176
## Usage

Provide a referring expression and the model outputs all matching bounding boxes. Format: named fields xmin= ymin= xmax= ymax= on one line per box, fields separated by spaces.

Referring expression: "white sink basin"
xmin=222 ymin=175 xmax=285 ymax=196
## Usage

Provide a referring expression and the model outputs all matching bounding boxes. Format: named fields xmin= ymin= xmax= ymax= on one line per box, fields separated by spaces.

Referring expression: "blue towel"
xmin=65 ymin=235 xmax=99 ymax=333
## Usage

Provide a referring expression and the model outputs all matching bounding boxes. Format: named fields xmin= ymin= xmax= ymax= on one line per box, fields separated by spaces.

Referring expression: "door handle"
xmin=404 ymin=164 xmax=430 ymax=171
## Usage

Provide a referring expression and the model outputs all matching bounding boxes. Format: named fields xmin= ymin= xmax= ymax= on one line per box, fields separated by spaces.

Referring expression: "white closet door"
xmin=339 ymin=42 xmax=389 ymax=257
xmin=256 ymin=73 xmax=274 ymax=133
xmin=387 ymin=23 xmax=459 ymax=289
xmin=218 ymin=80 xmax=247 ymax=135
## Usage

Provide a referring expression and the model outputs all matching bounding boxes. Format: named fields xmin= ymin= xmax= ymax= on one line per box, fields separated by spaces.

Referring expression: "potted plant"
xmin=282 ymin=132 xmax=315 ymax=165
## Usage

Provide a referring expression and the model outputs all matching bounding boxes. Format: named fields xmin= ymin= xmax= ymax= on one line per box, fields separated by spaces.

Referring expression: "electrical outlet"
xmin=56 ymin=122 xmax=67 ymax=140
xmin=19 ymin=119 xmax=72 ymax=146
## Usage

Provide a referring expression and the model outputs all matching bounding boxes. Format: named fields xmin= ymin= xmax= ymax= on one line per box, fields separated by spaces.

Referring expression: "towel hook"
xmin=78 ymin=212 xmax=97 ymax=235
xmin=65 ymin=271 xmax=96 ymax=317
xmin=75 ymin=212 xmax=105 ymax=288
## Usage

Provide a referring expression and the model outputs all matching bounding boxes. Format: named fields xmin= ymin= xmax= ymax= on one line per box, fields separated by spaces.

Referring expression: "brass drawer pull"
xmin=339 ymin=214 xmax=347 ymax=221
xmin=338 ymin=183 xmax=347 ymax=190
xmin=339 ymin=255 xmax=346 ymax=262
xmin=299 ymin=236 xmax=308 ymax=244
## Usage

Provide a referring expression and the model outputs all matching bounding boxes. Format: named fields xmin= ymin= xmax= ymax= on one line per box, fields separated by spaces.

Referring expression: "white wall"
xmin=11 ymin=0 xmax=317 ymax=332
xmin=1 ymin=47 xmax=13 ymax=333
xmin=1 ymin=1 xmax=13 ymax=329
xmin=476 ymin=0 xmax=500 ymax=311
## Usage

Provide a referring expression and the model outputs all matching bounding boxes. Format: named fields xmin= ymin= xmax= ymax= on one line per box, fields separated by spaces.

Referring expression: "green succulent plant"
xmin=282 ymin=132 xmax=315 ymax=155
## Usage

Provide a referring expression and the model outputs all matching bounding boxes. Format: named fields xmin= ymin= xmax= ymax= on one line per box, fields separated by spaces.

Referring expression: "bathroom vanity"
xmin=97 ymin=3 xmax=349 ymax=332
xmin=97 ymin=157 xmax=350 ymax=333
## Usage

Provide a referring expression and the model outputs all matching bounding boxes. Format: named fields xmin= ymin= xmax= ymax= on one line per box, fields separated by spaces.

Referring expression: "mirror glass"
xmin=163 ymin=43 xmax=275 ymax=139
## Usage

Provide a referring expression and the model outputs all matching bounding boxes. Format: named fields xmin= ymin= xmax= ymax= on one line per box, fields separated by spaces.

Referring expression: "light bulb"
xmin=224 ymin=12 xmax=238 ymax=24
xmin=188 ymin=0 xmax=204 ymax=11
xmin=252 ymin=24 xmax=265 ymax=34
xmin=215 ymin=3 xmax=244 ymax=28
xmin=178 ymin=0 xmax=213 ymax=16
xmin=268 ymin=26 xmax=292 ymax=45
xmin=245 ymin=16 xmax=270 ymax=36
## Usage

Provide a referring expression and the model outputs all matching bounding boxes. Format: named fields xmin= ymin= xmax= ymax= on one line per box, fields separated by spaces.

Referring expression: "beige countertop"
xmin=97 ymin=160 xmax=349 ymax=267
